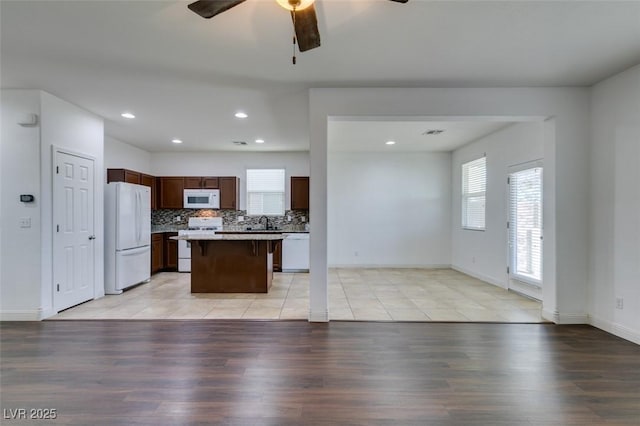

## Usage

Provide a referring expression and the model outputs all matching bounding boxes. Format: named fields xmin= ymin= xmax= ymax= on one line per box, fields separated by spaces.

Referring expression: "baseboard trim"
xmin=590 ymin=315 xmax=640 ymax=345
xmin=542 ymin=309 xmax=589 ymax=324
xmin=309 ymin=309 xmax=329 ymax=323
xmin=0 ymin=309 xmax=43 ymax=321
xmin=450 ymin=264 xmax=506 ymax=289
xmin=329 ymin=264 xmax=451 ymax=269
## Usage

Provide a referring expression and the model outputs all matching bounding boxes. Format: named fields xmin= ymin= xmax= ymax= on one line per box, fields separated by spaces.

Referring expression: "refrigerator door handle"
xmin=139 ymin=191 xmax=143 ymax=243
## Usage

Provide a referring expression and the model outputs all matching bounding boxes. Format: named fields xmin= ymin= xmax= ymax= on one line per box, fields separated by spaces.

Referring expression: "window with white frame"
xmin=246 ymin=169 xmax=285 ymax=216
xmin=509 ymin=165 xmax=543 ymax=284
xmin=462 ymin=156 xmax=487 ymax=230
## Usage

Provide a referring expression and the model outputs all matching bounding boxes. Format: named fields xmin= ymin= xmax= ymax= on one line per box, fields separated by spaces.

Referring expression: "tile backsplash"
xmin=151 ymin=209 xmax=309 ymax=231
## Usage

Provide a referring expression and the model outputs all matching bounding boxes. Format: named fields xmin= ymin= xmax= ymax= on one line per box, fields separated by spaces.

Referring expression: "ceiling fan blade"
xmin=187 ymin=0 xmax=246 ymax=19
xmin=388 ymin=0 xmax=409 ymax=3
xmin=292 ymin=4 xmax=321 ymax=52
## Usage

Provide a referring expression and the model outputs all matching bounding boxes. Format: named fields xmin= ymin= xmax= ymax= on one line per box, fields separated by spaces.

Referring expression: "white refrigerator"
xmin=105 ymin=182 xmax=151 ymax=294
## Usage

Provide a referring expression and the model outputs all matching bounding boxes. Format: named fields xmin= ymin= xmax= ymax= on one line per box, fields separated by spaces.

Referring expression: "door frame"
xmin=506 ymin=159 xmax=544 ymax=301
xmin=52 ymin=146 xmax=97 ymax=312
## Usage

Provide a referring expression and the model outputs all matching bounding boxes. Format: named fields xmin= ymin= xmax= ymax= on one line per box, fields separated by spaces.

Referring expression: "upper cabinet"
xmin=184 ymin=177 xmax=219 ymax=189
xmin=139 ymin=174 xmax=157 ymax=210
xmin=108 ymin=169 xmax=239 ymax=210
xmin=107 ymin=168 xmax=140 ymax=185
xmin=219 ymin=177 xmax=239 ymax=210
xmin=107 ymin=168 xmax=157 ymax=209
xmin=291 ymin=176 xmax=309 ymax=210
xmin=159 ymin=177 xmax=184 ymax=209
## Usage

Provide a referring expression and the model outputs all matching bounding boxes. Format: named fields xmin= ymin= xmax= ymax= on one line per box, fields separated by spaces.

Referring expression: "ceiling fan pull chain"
xmin=292 ymin=7 xmax=297 ymax=65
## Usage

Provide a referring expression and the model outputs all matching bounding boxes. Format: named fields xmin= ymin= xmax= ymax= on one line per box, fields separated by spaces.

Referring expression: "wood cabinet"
xmin=109 ymin=170 xmax=239 ymax=210
xmin=107 ymin=169 xmax=157 ymax=209
xmin=151 ymin=232 xmax=178 ymax=275
xmin=151 ymin=233 xmax=164 ymax=274
xmin=140 ymin=174 xmax=157 ymax=210
xmin=107 ymin=168 xmax=141 ymax=185
xmin=219 ymin=176 xmax=239 ymax=210
xmin=273 ymin=240 xmax=282 ymax=272
xmin=291 ymin=176 xmax=309 ymax=210
xmin=159 ymin=177 xmax=184 ymax=209
xmin=164 ymin=232 xmax=178 ymax=270
xmin=184 ymin=177 xmax=219 ymax=189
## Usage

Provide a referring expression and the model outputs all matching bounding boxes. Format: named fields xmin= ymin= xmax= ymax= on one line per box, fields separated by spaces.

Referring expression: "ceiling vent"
xmin=232 ymin=141 xmax=248 ymax=146
xmin=423 ymin=129 xmax=445 ymax=136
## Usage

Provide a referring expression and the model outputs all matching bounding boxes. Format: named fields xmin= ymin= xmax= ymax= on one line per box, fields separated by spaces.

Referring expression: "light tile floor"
xmin=51 ymin=268 xmax=544 ymax=322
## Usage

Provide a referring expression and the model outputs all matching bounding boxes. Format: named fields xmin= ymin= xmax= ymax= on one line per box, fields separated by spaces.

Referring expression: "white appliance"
xmin=105 ymin=182 xmax=151 ymax=294
xmin=178 ymin=217 xmax=223 ymax=272
xmin=184 ymin=189 xmax=220 ymax=209
xmin=282 ymin=233 xmax=310 ymax=272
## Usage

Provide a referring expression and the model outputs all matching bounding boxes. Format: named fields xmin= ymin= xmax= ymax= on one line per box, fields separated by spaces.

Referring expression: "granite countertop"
xmin=173 ymin=234 xmax=284 ymax=241
xmin=216 ymin=230 xmax=309 ymax=234
xmin=151 ymin=226 xmax=185 ymax=234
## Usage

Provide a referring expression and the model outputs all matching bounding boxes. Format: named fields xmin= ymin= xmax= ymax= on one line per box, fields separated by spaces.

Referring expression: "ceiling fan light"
xmin=276 ymin=0 xmax=315 ymax=12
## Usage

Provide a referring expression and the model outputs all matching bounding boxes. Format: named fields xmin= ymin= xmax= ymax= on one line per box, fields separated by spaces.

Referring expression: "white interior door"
xmin=53 ymin=150 xmax=95 ymax=311
xmin=508 ymin=163 xmax=543 ymax=300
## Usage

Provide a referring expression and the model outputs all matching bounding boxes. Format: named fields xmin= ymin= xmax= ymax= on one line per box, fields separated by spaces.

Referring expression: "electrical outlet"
xmin=616 ymin=297 xmax=624 ymax=310
xmin=472 ymin=256 xmax=476 ymax=263
xmin=174 ymin=215 xmax=181 ymax=222
xmin=287 ymin=215 xmax=291 ymax=221
xmin=19 ymin=217 xmax=31 ymax=228
xmin=301 ymin=216 xmax=306 ymax=222
xmin=237 ymin=216 xmax=244 ymax=222
xmin=354 ymin=251 xmax=359 ymax=257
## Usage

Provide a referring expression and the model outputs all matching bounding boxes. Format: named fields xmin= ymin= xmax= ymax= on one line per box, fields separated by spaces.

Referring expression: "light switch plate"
xmin=20 ymin=217 xmax=31 ymax=228
xmin=238 ymin=216 xmax=244 ymax=222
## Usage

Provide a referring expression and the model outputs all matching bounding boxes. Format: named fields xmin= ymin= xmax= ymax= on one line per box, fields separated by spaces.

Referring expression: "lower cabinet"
xmin=151 ymin=234 xmax=164 ymax=274
xmin=151 ymin=232 xmax=178 ymax=275
xmin=273 ymin=240 xmax=282 ymax=272
xmin=164 ymin=232 xmax=178 ymax=271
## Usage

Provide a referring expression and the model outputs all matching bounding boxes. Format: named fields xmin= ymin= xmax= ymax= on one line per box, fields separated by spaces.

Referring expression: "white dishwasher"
xmin=282 ymin=233 xmax=309 ymax=272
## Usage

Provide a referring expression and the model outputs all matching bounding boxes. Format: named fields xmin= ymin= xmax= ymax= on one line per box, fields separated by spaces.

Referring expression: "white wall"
xmin=0 ymin=90 xmax=104 ymax=320
xmin=328 ymin=151 xmax=451 ymax=267
xmin=589 ymin=64 xmax=640 ymax=344
xmin=151 ymin=152 xmax=309 ymax=210
xmin=104 ymin=136 xmax=151 ymax=175
xmin=309 ymin=88 xmax=590 ymax=323
xmin=451 ymin=122 xmax=544 ymax=287
xmin=0 ymin=90 xmax=42 ymax=319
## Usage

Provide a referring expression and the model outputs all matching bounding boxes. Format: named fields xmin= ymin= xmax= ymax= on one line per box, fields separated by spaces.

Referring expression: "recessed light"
xmin=121 ymin=112 xmax=135 ymax=119
xmin=234 ymin=112 xmax=248 ymax=119
xmin=255 ymin=139 xmax=265 ymax=144
xmin=385 ymin=140 xmax=396 ymax=145
xmin=171 ymin=139 xmax=183 ymax=144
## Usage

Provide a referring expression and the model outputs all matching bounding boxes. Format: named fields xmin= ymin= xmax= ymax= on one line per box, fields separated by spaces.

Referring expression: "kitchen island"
xmin=174 ymin=234 xmax=283 ymax=293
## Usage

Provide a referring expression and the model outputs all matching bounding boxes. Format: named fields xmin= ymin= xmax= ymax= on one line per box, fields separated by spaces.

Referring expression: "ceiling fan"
xmin=188 ymin=0 xmax=409 ymax=63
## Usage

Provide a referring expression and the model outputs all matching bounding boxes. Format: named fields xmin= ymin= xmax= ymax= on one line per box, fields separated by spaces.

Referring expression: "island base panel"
xmin=191 ymin=240 xmax=274 ymax=293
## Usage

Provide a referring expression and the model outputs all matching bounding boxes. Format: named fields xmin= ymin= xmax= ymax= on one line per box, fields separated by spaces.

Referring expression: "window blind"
xmin=509 ymin=167 xmax=543 ymax=284
xmin=462 ymin=157 xmax=486 ymax=230
xmin=246 ymin=169 xmax=285 ymax=215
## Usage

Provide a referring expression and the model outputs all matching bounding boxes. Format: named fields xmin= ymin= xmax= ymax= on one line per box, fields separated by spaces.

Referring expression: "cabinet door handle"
xmin=88 ymin=235 xmax=96 ymax=240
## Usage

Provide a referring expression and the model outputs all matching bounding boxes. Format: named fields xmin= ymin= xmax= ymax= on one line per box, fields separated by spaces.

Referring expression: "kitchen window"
xmin=246 ymin=169 xmax=285 ymax=215
xmin=462 ymin=156 xmax=486 ymax=230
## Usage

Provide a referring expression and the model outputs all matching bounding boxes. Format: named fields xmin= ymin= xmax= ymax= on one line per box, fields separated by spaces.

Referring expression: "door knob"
xmin=88 ymin=235 xmax=96 ymax=240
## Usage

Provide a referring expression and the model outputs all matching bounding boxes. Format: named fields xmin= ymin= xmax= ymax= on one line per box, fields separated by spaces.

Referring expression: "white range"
xmin=178 ymin=217 xmax=223 ymax=272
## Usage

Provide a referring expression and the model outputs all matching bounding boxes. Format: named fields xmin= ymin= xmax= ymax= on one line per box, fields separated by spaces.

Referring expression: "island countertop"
xmin=173 ymin=234 xmax=283 ymax=241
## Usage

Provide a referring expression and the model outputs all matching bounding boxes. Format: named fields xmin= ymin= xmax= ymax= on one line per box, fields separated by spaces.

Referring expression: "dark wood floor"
xmin=1 ymin=321 xmax=639 ymax=425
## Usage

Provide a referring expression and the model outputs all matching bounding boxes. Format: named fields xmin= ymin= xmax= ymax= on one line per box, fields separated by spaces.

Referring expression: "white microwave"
xmin=183 ymin=189 xmax=220 ymax=209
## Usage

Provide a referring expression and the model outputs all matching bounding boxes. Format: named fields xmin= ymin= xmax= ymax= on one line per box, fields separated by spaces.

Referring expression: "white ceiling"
xmin=1 ymin=1 xmax=639 ymax=152
xmin=328 ymin=119 xmax=512 ymax=152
